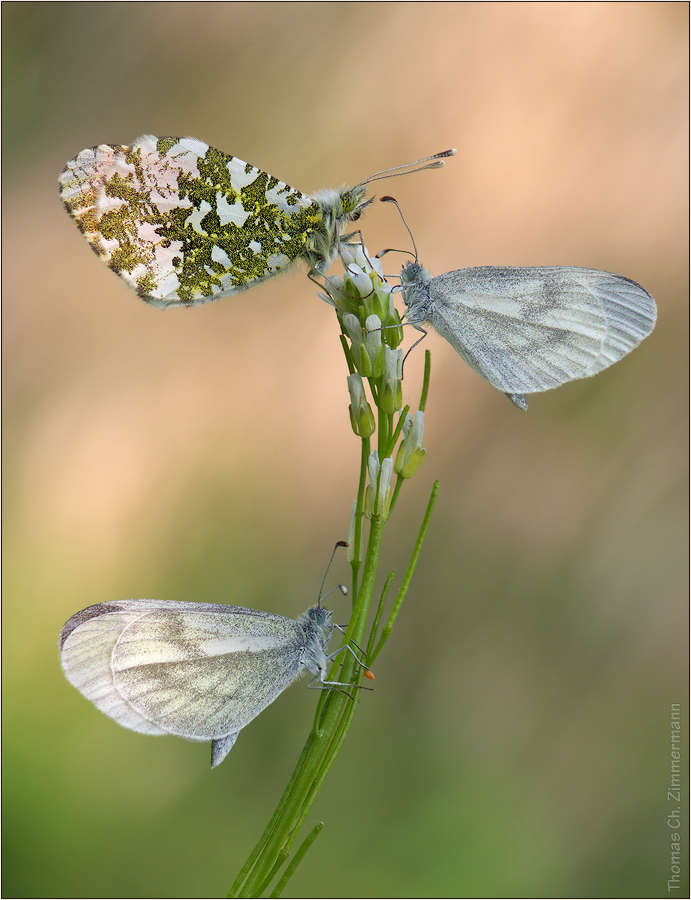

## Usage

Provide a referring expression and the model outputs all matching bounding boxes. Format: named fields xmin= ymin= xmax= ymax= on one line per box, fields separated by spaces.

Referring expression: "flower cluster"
xmin=322 ymin=245 xmax=427 ymax=525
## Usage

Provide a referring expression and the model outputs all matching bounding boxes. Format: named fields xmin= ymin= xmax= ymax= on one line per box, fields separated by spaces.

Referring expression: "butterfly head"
xmin=400 ymin=260 xmax=431 ymax=284
xmin=339 ymin=183 xmax=375 ymax=222
xmin=297 ymin=604 xmax=333 ymax=675
xmin=312 ymin=183 xmax=373 ymax=227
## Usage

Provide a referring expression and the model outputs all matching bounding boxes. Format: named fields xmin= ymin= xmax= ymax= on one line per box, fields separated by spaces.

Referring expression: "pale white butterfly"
xmin=59 ymin=596 xmax=370 ymax=767
xmin=399 ymin=261 xmax=657 ymax=409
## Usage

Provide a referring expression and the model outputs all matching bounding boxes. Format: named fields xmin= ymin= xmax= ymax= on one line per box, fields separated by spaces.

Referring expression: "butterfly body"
xmin=59 ymin=599 xmax=334 ymax=767
xmin=401 ymin=261 xmax=657 ymax=406
xmin=59 ymin=136 xmax=370 ymax=308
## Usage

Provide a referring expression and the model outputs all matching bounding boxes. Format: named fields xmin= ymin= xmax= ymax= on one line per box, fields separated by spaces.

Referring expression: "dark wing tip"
xmin=58 ymin=602 xmax=123 ymax=649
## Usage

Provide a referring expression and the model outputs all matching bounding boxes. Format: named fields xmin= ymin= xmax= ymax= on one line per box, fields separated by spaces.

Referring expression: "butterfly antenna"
xmin=357 ymin=148 xmax=456 ymax=188
xmin=318 ymin=540 xmax=349 ymax=607
xmin=379 ymin=196 xmax=418 ymax=262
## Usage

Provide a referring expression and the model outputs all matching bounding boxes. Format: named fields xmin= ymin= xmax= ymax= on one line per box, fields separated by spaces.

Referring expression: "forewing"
xmin=59 ymin=135 xmax=322 ymax=307
xmin=428 ymin=267 xmax=656 ymax=393
xmin=60 ymin=600 xmax=304 ymax=741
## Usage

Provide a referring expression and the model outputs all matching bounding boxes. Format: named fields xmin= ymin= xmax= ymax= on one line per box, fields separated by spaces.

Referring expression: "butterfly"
xmin=399 ymin=261 xmax=657 ymax=409
xmin=59 ymin=135 xmax=454 ymax=308
xmin=59 ymin=597 xmax=370 ymax=767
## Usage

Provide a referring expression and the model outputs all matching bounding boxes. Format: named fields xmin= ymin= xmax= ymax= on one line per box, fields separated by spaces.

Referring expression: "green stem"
xmin=419 ymin=349 xmax=432 ymax=411
xmin=228 ymin=277 xmax=438 ymax=897
xmin=339 ymin=334 xmax=356 ymax=375
xmin=387 ymin=474 xmax=404 ymax=516
xmin=230 ymin=518 xmax=384 ymax=898
xmin=376 ymin=406 xmax=389 ymax=460
xmin=369 ymin=480 xmax=439 ymax=665
xmin=269 ymin=824 xmax=323 ymax=899
xmin=350 ymin=438 xmax=370 ymax=595
xmin=386 ymin=404 xmax=410 ymax=459
xmin=367 ymin=570 xmax=395 ymax=658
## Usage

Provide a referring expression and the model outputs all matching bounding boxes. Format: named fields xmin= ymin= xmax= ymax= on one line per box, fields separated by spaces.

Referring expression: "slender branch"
xmin=369 ymin=480 xmax=439 ymax=665
xmin=228 ymin=253 xmax=439 ymax=897
xmin=269 ymin=824 xmax=323 ymax=899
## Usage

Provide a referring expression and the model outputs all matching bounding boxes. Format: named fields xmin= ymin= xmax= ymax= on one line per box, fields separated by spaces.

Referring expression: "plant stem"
xmin=228 ymin=257 xmax=438 ymax=897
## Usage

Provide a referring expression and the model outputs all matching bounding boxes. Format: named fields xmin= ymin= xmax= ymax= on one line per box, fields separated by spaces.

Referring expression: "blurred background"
xmin=3 ymin=3 xmax=688 ymax=897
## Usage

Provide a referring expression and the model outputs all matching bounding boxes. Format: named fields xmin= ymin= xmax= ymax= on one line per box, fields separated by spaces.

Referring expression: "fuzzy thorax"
xmin=307 ymin=184 xmax=372 ymax=274
xmin=400 ymin=261 xmax=434 ymax=324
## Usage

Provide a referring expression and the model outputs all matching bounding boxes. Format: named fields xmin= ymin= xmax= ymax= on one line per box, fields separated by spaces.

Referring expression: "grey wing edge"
xmin=505 ymin=393 xmax=528 ymax=410
xmin=211 ymin=732 xmax=240 ymax=767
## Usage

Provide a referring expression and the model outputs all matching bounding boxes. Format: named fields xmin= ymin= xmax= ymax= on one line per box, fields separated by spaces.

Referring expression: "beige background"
xmin=3 ymin=3 xmax=687 ymax=897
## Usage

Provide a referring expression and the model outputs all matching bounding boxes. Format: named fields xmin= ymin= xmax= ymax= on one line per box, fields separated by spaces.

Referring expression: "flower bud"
xmin=342 ymin=313 xmax=371 ymax=376
xmin=379 ymin=346 xmax=403 ymax=414
xmin=377 ymin=456 xmax=393 ymax=519
xmin=347 ymin=373 xmax=376 ymax=438
xmin=364 ymin=451 xmax=393 ymax=519
xmin=348 ymin=265 xmax=373 ymax=298
xmin=364 ymin=451 xmax=380 ymax=518
xmin=322 ymin=275 xmax=345 ymax=310
xmin=394 ymin=410 xmax=426 ymax=478
xmin=382 ymin=293 xmax=404 ymax=347
xmin=364 ymin=315 xmax=384 ymax=377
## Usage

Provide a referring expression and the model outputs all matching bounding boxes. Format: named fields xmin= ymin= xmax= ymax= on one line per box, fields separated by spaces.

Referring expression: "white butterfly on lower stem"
xmin=59 ymin=598 xmax=369 ymax=768
xmin=399 ymin=261 xmax=656 ymax=409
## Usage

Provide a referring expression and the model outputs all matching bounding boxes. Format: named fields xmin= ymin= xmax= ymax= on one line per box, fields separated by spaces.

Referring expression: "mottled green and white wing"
xmin=59 ymin=135 xmax=324 ymax=307
xmin=59 ymin=599 xmax=305 ymax=765
xmin=422 ymin=266 xmax=656 ymax=394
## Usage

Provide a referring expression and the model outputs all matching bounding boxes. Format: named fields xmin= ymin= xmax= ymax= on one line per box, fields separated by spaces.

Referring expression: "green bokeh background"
xmin=3 ymin=3 xmax=688 ymax=897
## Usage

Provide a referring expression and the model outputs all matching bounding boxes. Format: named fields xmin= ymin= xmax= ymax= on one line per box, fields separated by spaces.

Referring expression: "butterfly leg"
xmin=306 ymin=642 xmax=374 ymax=695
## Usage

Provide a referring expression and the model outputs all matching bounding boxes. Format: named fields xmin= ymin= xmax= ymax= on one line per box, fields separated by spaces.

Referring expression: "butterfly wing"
xmin=59 ymin=135 xmax=323 ymax=307
xmin=427 ymin=266 xmax=656 ymax=394
xmin=60 ymin=599 xmax=305 ymax=752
